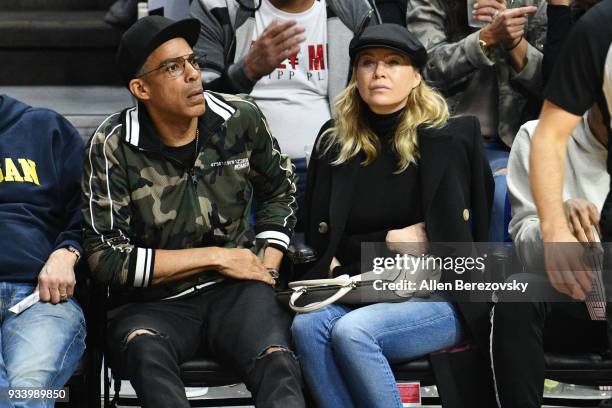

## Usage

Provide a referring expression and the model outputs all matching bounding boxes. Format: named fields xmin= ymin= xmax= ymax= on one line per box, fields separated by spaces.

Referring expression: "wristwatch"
xmin=479 ymin=39 xmax=491 ymax=58
xmin=64 ymin=245 xmax=81 ymax=263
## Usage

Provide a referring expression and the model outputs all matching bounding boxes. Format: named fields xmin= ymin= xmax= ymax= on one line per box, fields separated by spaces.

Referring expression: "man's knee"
xmin=118 ymin=328 xmax=177 ymax=374
xmin=249 ymin=345 xmax=305 ymax=407
xmin=251 ymin=345 xmax=300 ymax=373
xmin=250 ymin=345 xmax=301 ymax=382
xmin=121 ymin=328 xmax=169 ymax=357
xmin=126 ymin=329 xmax=156 ymax=344
xmin=260 ymin=345 xmax=294 ymax=357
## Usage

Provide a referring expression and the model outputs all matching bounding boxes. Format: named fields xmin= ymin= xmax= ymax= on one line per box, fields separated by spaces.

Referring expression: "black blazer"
xmin=298 ymin=115 xmax=495 ymax=348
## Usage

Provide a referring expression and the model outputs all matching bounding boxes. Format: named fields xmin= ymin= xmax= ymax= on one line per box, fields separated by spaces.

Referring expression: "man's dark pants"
xmin=492 ymin=273 xmax=607 ymax=408
xmin=106 ymin=280 xmax=305 ymax=408
xmin=603 ymin=198 xmax=612 ymax=359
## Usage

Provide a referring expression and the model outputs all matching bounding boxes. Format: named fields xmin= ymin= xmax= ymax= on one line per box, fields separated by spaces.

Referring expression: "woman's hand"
xmin=386 ymin=222 xmax=429 ymax=255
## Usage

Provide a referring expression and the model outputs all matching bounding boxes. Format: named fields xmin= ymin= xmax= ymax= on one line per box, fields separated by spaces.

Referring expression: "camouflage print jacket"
xmin=82 ymin=91 xmax=297 ymax=304
xmin=407 ymin=0 xmax=547 ymax=147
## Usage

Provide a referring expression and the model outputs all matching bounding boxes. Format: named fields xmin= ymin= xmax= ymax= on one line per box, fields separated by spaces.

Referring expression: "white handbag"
xmin=288 ymin=257 xmax=442 ymax=313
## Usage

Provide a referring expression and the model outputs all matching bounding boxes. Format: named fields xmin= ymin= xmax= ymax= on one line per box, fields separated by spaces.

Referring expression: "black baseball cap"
xmin=349 ymin=24 xmax=427 ymax=69
xmin=116 ymin=16 xmax=201 ymax=86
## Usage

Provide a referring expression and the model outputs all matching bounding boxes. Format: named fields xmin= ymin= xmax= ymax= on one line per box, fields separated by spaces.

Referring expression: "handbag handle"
xmin=289 ymin=283 xmax=354 ymax=313
xmin=288 ymin=275 xmax=352 ymax=289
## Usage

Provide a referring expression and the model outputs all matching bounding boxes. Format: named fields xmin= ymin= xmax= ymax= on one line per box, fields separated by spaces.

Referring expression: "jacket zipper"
xmin=139 ymin=147 xmax=205 ymax=243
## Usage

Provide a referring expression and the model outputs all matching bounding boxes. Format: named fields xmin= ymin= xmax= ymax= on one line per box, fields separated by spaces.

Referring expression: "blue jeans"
xmin=484 ymin=140 xmax=510 ymax=242
xmin=0 ymin=282 xmax=86 ymax=408
xmin=291 ymin=295 xmax=463 ymax=408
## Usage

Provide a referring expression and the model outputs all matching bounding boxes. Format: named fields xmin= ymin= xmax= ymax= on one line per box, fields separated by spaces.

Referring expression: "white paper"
xmin=8 ymin=291 xmax=40 ymax=315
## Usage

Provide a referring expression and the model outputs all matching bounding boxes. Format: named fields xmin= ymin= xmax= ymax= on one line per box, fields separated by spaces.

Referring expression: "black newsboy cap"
xmin=116 ymin=16 xmax=200 ymax=86
xmin=349 ymin=24 xmax=427 ymax=68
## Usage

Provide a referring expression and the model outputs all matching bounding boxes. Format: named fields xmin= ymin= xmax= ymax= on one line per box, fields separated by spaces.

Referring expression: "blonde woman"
xmin=291 ymin=24 xmax=494 ymax=408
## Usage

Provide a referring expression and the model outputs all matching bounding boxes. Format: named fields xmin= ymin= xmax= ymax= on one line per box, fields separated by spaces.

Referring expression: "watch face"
xmin=479 ymin=40 xmax=490 ymax=56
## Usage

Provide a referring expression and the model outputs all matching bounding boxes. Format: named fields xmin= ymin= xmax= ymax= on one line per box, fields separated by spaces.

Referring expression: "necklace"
xmin=193 ymin=127 xmax=199 ymax=164
xmin=190 ymin=128 xmax=200 ymax=185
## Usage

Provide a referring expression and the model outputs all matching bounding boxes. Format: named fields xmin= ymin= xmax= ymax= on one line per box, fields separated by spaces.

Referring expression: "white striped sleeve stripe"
xmin=207 ymin=92 xmax=235 ymax=114
xmin=125 ymin=106 xmax=140 ymax=146
xmin=134 ymin=248 xmax=153 ymax=287
xmin=124 ymin=107 xmax=133 ymax=143
xmin=87 ymin=115 xmax=120 ymax=236
xmin=255 ymin=231 xmax=291 ymax=249
xmin=205 ymin=92 xmax=236 ymax=120
xmin=143 ymin=248 xmax=153 ymax=286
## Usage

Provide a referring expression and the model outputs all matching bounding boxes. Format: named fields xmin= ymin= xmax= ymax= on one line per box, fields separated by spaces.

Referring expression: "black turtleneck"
xmin=334 ymin=107 xmax=423 ymax=276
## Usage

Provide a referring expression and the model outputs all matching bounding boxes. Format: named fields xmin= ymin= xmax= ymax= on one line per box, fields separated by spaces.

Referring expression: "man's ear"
xmin=129 ymin=78 xmax=150 ymax=101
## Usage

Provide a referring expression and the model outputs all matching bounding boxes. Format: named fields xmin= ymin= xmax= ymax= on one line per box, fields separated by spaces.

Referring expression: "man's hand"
xmin=215 ymin=248 xmax=275 ymax=286
xmin=243 ymin=19 xmax=306 ymax=81
xmin=38 ymin=248 xmax=78 ymax=304
xmin=479 ymin=6 xmax=538 ymax=48
xmin=564 ymin=198 xmax=601 ymax=242
xmin=473 ymin=0 xmax=506 ymax=24
xmin=263 ymin=246 xmax=283 ymax=271
xmin=543 ymin=228 xmax=593 ymax=300
xmin=386 ymin=222 xmax=429 ymax=255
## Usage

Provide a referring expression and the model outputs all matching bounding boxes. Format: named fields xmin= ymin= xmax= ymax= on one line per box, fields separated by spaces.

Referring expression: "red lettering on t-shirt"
xmin=289 ymin=53 xmax=299 ymax=70
xmin=308 ymin=44 xmax=325 ymax=70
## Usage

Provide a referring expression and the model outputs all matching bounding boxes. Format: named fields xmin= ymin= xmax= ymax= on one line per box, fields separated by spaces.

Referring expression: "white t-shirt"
xmin=250 ymin=0 xmax=331 ymax=159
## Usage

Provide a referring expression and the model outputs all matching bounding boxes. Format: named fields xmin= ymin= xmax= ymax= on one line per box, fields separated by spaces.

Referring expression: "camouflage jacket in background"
xmin=82 ymin=91 xmax=297 ymax=303
xmin=407 ymin=0 xmax=547 ymax=148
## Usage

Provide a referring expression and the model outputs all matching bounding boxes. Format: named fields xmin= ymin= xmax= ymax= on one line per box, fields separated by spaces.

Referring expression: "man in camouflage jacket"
xmin=82 ymin=16 xmax=304 ymax=408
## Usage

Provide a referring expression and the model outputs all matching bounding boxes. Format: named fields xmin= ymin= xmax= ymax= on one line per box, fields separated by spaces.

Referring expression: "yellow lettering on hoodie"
xmin=0 ymin=166 xmax=3 ymax=182
xmin=4 ymin=158 xmax=23 ymax=182
xmin=18 ymin=159 xmax=40 ymax=185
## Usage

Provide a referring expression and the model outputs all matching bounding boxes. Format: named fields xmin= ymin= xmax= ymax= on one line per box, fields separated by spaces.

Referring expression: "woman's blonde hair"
xmin=319 ymin=69 xmax=450 ymax=173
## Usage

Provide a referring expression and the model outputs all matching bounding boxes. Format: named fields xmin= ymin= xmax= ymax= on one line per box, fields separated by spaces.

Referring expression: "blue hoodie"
xmin=0 ymin=95 xmax=84 ymax=283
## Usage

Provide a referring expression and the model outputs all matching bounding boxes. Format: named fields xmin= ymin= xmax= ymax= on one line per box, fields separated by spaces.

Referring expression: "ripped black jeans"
xmin=106 ymin=280 xmax=305 ymax=408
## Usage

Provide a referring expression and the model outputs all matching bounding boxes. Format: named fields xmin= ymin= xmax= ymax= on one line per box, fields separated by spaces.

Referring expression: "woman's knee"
xmin=291 ymin=306 xmax=346 ymax=344
xmin=330 ymin=313 xmax=375 ymax=354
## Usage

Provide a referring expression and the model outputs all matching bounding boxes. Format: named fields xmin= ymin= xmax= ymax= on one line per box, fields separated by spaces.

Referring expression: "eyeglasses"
xmin=137 ymin=53 xmax=204 ymax=78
